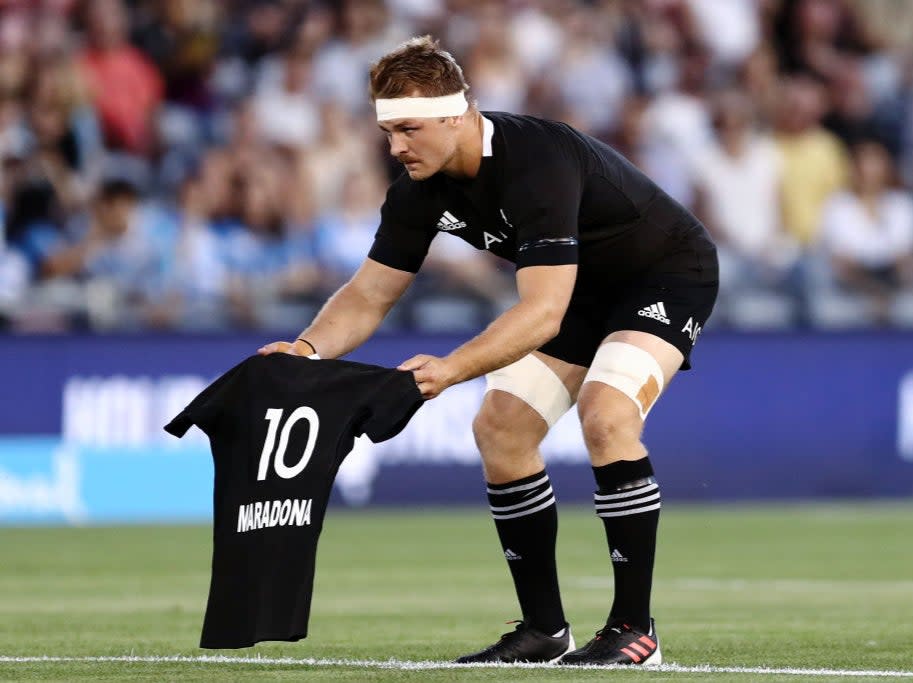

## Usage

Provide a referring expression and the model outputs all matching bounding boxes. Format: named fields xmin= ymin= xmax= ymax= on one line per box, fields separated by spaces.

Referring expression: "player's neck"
xmin=441 ymin=109 xmax=484 ymax=180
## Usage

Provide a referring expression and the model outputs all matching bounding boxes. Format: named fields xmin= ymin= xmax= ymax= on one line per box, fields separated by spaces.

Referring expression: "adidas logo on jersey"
xmin=637 ymin=301 xmax=670 ymax=325
xmin=436 ymin=210 xmax=467 ymax=231
xmin=610 ymin=548 xmax=629 ymax=563
xmin=504 ymin=548 xmax=522 ymax=561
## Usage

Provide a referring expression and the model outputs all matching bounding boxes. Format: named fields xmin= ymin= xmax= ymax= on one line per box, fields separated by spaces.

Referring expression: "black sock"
xmin=592 ymin=458 xmax=660 ymax=632
xmin=487 ymin=470 xmax=566 ymax=635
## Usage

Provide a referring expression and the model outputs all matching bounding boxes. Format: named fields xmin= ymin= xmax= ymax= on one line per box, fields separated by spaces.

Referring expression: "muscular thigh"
xmin=480 ymin=350 xmax=588 ymax=437
xmin=478 ymin=352 xmax=587 ymax=483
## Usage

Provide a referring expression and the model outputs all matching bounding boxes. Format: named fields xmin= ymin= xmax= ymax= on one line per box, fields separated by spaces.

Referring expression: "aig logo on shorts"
xmin=681 ymin=317 xmax=702 ymax=345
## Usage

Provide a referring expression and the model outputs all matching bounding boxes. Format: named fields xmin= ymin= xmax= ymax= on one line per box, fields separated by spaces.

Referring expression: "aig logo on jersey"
xmin=436 ymin=210 xmax=467 ymax=231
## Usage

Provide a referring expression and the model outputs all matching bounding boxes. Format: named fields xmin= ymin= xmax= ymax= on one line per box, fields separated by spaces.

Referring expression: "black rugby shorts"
xmin=538 ymin=273 xmax=718 ymax=371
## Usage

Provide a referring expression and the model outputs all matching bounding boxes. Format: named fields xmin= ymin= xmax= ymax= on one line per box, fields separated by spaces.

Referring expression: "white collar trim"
xmin=482 ymin=116 xmax=494 ymax=157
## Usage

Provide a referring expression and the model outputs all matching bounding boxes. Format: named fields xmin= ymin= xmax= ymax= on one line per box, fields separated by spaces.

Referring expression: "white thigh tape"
xmin=583 ymin=342 xmax=664 ymax=420
xmin=485 ymin=354 xmax=573 ymax=428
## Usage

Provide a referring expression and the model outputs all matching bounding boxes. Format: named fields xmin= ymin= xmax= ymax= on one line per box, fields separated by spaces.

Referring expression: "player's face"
xmin=379 ymin=117 xmax=459 ymax=180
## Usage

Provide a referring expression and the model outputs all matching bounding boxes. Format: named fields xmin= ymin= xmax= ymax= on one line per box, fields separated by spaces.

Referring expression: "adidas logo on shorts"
xmin=504 ymin=548 xmax=522 ymax=561
xmin=637 ymin=301 xmax=670 ymax=325
xmin=436 ymin=210 xmax=467 ymax=231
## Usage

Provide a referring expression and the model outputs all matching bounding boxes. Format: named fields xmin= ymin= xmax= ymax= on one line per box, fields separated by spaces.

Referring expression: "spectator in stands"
xmin=551 ymin=5 xmax=631 ymax=139
xmin=0 ymin=156 xmax=29 ymax=320
xmin=0 ymin=91 xmax=26 ymax=170
xmin=686 ymin=0 xmax=761 ymax=73
xmin=227 ymin=0 xmax=297 ymax=70
xmin=157 ymin=173 xmax=228 ymax=330
xmin=23 ymin=57 xmax=103 ymax=210
xmin=505 ymin=0 xmax=563 ymax=81
xmin=738 ymin=45 xmax=781 ymax=127
xmin=0 ymin=9 xmax=29 ymax=102
xmin=220 ymin=164 xmax=293 ymax=327
xmin=133 ymin=0 xmax=220 ymax=114
xmin=772 ymin=0 xmax=879 ymax=81
xmin=821 ymin=59 xmax=889 ymax=150
xmin=773 ymin=74 xmax=848 ymax=247
xmin=49 ymin=180 xmax=176 ymax=324
xmin=693 ymin=90 xmax=798 ymax=295
xmin=42 ymin=180 xmax=127 ymax=272
xmin=252 ymin=46 xmax=321 ymax=150
xmin=133 ymin=0 xmax=222 ymax=164
xmin=462 ymin=4 xmax=527 ymax=114
xmin=4 ymin=166 xmax=67 ymax=282
xmin=312 ymin=0 xmax=404 ymax=116
xmin=642 ymin=45 xmax=714 ymax=167
xmin=313 ymin=169 xmax=385 ymax=290
xmin=816 ymin=140 xmax=913 ymax=324
xmin=612 ymin=95 xmax=694 ymax=209
xmin=78 ymin=0 xmax=164 ymax=156
xmin=299 ymin=101 xmax=375 ymax=212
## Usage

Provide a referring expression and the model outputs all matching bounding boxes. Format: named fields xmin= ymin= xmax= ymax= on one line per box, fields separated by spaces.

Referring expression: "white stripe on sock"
xmin=491 ymin=496 xmax=556 ymax=520
xmin=596 ymin=501 xmax=662 ymax=518
xmin=489 ymin=486 xmax=554 ymax=512
xmin=594 ymin=483 xmax=658 ymax=501
xmin=595 ymin=491 xmax=661 ymax=510
xmin=487 ymin=474 xmax=549 ymax=495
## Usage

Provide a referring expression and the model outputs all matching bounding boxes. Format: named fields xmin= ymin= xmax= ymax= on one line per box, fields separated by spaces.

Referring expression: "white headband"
xmin=375 ymin=91 xmax=468 ymax=121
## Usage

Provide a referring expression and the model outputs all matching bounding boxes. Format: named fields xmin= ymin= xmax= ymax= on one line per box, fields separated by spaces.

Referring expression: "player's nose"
xmin=389 ymin=134 xmax=408 ymax=157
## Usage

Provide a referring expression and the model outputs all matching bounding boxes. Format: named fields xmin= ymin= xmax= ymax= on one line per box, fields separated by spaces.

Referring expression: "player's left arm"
xmin=399 ymin=263 xmax=576 ymax=398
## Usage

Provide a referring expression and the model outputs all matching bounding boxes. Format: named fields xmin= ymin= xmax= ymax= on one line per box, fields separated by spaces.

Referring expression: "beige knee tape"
xmin=485 ymin=354 xmax=573 ymax=428
xmin=583 ymin=342 xmax=664 ymax=420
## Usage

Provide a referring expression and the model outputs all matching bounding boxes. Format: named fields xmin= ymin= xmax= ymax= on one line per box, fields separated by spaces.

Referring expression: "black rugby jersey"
xmin=164 ymin=354 xmax=423 ymax=649
xmin=369 ymin=111 xmax=716 ymax=285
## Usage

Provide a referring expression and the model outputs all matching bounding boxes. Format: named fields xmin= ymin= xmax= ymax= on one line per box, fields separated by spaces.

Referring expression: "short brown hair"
xmin=369 ymin=35 xmax=469 ymax=101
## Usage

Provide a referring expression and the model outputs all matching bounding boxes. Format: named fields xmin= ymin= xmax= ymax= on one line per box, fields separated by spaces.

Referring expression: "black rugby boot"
xmin=559 ymin=618 xmax=661 ymax=666
xmin=455 ymin=621 xmax=575 ymax=663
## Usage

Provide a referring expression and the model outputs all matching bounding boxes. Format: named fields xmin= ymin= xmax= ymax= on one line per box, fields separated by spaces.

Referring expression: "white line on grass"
xmin=571 ymin=577 xmax=913 ymax=592
xmin=1 ymin=656 xmax=911 ymax=677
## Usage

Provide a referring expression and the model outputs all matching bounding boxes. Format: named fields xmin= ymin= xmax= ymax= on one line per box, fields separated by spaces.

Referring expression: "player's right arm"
xmin=258 ymin=257 xmax=415 ymax=359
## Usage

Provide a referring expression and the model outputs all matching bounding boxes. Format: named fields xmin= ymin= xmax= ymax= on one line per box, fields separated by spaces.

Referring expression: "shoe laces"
xmin=473 ymin=620 xmax=529 ymax=658
xmin=499 ymin=620 xmax=527 ymax=640
xmin=593 ymin=621 xmax=633 ymax=643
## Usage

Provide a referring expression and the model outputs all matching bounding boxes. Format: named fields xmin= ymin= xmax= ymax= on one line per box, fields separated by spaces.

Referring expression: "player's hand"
xmin=398 ymin=354 xmax=458 ymax=399
xmin=257 ymin=339 xmax=312 ymax=356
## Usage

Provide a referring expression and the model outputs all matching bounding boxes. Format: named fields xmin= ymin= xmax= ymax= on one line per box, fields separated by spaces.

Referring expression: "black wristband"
xmin=296 ymin=338 xmax=317 ymax=355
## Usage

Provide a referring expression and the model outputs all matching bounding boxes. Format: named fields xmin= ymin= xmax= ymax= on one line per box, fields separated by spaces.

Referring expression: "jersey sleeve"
xmin=367 ymin=176 xmax=436 ymax=273
xmin=501 ymin=138 xmax=582 ymax=269
xmin=164 ymin=357 xmax=249 ymax=437
xmin=357 ymin=370 xmax=424 ymax=442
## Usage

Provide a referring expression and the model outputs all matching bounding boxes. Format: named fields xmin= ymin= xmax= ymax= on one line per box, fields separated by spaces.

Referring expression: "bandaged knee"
xmin=583 ymin=342 xmax=664 ymax=420
xmin=485 ymin=354 xmax=573 ymax=428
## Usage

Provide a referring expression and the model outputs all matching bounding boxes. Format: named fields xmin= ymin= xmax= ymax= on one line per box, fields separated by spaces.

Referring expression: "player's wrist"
xmin=440 ymin=354 xmax=470 ymax=386
xmin=295 ymin=338 xmax=317 ymax=355
xmin=293 ymin=339 xmax=321 ymax=359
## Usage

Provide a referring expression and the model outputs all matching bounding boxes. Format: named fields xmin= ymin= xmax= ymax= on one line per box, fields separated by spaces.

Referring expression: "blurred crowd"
xmin=1 ymin=0 xmax=913 ymax=333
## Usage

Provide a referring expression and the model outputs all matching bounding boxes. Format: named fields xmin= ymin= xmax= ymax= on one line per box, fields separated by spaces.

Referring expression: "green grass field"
xmin=1 ymin=503 xmax=912 ymax=682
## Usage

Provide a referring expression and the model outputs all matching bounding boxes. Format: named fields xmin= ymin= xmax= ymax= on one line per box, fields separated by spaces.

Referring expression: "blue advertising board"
xmin=1 ymin=331 xmax=911 ymax=523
